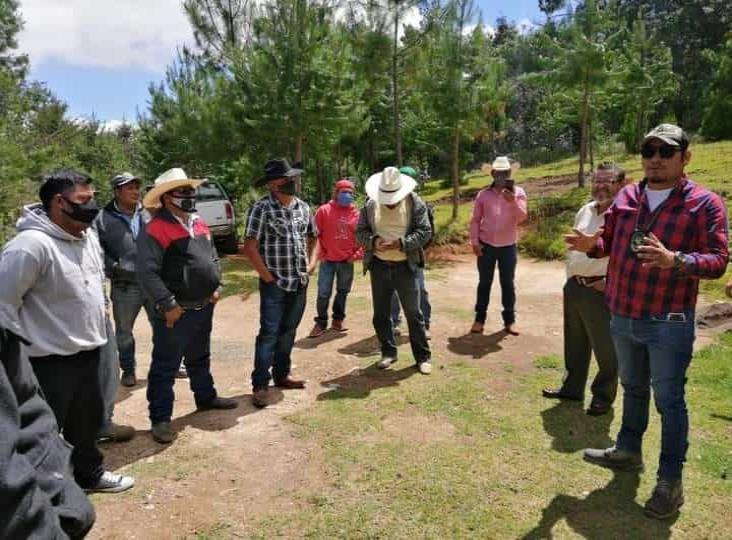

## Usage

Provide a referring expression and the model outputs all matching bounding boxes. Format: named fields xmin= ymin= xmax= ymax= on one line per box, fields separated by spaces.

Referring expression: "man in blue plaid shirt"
xmin=243 ymin=158 xmax=317 ymax=408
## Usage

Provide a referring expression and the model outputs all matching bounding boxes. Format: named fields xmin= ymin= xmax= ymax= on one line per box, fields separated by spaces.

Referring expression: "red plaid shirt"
xmin=590 ymin=177 xmax=728 ymax=318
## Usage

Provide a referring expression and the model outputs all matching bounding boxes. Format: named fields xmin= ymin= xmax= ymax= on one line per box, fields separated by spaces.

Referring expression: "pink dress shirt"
xmin=469 ymin=186 xmax=528 ymax=247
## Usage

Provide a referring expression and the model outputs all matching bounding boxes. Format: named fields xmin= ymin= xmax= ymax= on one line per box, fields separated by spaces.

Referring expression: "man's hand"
xmin=261 ymin=271 xmax=276 ymax=284
xmin=307 ymin=261 xmax=317 ymax=275
xmin=502 ymin=189 xmax=515 ymax=202
xmin=636 ymin=232 xmax=675 ymax=269
xmin=564 ymin=228 xmax=603 ymax=253
xmin=472 ymin=244 xmax=483 ymax=257
xmin=165 ymin=305 xmax=184 ymax=328
xmin=590 ymin=279 xmax=606 ymax=293
xmin=210 ymin=290 xmax=221 ymax=305
xmin=375 ymin=237 xmax=399 ymax=250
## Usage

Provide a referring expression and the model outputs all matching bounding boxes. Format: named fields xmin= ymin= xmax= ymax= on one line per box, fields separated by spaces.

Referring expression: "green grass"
xmin=244 ymin=330 xmax=732 ymax=538
xmin=219 ymin=256 xmax=259 ymax=299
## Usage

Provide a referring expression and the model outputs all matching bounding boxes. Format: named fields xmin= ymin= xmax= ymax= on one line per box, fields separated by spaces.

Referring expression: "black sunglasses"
xmin=640 ymin=144 xmax=681 ymax=159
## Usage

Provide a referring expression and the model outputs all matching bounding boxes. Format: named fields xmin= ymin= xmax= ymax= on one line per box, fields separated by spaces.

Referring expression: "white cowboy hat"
xmin=143 ymin=168 xmax=204 ymax=208
xmin=481 ymin=156 xmax=521 ymax=175
xmin=365 ymin=166 xmax=417 ymax=205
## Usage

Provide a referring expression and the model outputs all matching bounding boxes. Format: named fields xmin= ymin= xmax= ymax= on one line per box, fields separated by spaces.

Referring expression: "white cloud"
xmin=516 ymin=18 xmax=539 ymax=35
xmin=18 ymin=0 xmax=193 ymax=72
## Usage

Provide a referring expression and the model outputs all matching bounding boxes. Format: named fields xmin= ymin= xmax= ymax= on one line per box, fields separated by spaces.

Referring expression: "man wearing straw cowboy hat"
xmin=469 ymin=156 xmax=527 ymax=336
xmin=243 ymin=158 xmax=317 ymax=409
xmin=137 ymin=168 xmax=237 ymax=444
xmin=356 ymin=166 xmax=433 ymax=374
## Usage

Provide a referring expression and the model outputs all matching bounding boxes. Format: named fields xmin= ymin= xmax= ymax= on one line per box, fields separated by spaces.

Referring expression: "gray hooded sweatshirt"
xmin=0 ymin=204 xmax=107 ymax=357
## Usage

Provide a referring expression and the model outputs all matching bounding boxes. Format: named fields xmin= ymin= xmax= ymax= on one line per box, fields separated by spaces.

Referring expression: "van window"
xmin=197 ymin=182 xmax=225 ymax=201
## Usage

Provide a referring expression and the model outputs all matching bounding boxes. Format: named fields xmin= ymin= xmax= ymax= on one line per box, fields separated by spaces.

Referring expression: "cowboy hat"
xmin=143 ymin=168 xmax=204 ymax=208
xmin=480 ymin=156 xmax=521 ymax=175
xmin=256 ymin=158 xmax=303 ymax=187
xmin=365 ymin=166 xmax=416 ymax=205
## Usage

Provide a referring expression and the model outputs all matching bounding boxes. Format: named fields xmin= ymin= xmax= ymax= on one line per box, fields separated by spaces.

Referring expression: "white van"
xmin=196 ymin=180 xmax=238 ymax=253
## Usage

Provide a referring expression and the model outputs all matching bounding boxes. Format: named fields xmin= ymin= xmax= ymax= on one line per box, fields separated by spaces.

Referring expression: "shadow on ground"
xmin=336 ymin=334 xmax=410 ymax=357
xmin=540 ymin=401 xmax=615 ymax=453
xmin=294 ymin=330 xmax=349 ymax=350
xmin=522 ymin=471 xmax=677 ymax=539
xmin=102 ymin=392 xmax=277 ymax=470
xmin=447 ymin=330 xmax=507 ymax=359
xmin=317 ymin=363 xmax=418 ymax=400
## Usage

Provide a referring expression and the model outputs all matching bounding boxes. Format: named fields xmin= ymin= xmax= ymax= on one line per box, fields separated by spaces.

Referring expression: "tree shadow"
xmin=317 ymin=363 xmax=417 ymax=400
xmin=447 ymin=330 xmax=506 ymax=359
xmin=540 ymin=401 xmax=615 ymax=454
xmin=294 ymin=330 xmax=349 ymax=350
xmin=710 ymin=413 xmax=732 ymax=423
xmin=102 ymin=392 xmax=276 ymax=470
xmin=522 ymin=471 xmax=677 ymax=539
xmin=336 ymin=334 xmax=410 ymax=357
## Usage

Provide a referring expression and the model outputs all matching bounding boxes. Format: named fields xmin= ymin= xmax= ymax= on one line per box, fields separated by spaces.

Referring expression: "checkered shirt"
xmin=245 ymin=194 xmax=317 ymax=291
xmin=590 ymin=177 xmax=729 ymax=318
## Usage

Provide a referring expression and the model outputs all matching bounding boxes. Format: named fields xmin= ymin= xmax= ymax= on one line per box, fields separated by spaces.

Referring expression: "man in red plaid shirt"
xmin=566 ymin=124 xmax=729 ymax=520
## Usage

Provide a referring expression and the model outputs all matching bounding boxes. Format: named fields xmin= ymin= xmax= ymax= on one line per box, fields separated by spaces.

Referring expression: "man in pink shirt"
xmin=308 ymin=179 xmax=363 ymax=337
xmin=469 ymin=156 xmax=528 ymax=335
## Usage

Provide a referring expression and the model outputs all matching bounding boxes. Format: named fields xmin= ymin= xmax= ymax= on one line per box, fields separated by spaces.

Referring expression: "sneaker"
xmin=309 ymin=323 xmax=326 ymax=338
xmin=120 ymin=371 xmax=137 ymax=387
xmin=418 ymin=361 xmax=433 ymax=375
xmin=377 ymin=356 xmax=397 ymax=369
xmin=252 ymin=388 xmax=270 ymax=408
xmin=197 ymin=396 xmax=238 ymax=411
xmin=85 ymin=470 xmax=135 ymax=493
xmin=644 ymin=479 xmax=684 ymax=519
xmin=97 ymin=422 xmax=136 ymax=443
xmin=393 ymin=322 xmax=402 ymax=336
xmin=424 ymin=327 xmax=432 ymax=340
xmin=583 ymin=446 xmax=644 ymax=472
xmin=175 ymin=365 xmax=188 ymax=379
xmin=470 ymin=321 xmax=484 ymax=334
xmin=332 ymin=319 xmax=347 ymax=332
xmin=151 ymin=422 xmax=176 ymax=444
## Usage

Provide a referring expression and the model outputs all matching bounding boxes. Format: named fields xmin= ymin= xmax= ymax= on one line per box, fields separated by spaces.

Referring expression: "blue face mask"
xmin=337 ymin=191 xmax=354 ymax=207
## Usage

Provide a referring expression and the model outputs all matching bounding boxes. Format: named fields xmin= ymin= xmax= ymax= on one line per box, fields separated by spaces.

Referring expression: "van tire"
xmin=220 ymin=232 xmax=239 ymax=254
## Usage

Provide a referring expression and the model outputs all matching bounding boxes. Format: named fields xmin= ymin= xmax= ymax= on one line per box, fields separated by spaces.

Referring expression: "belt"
xmin=573 ymin=275 xmax=605 ymax=287
xmin=373 ymin=257 xmax=408 ymax=267
xmin=178 ymin=297 xmax=211 ymax=311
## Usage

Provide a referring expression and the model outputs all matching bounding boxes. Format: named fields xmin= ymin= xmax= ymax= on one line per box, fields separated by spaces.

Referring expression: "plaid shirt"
xmin=245 ymin=194 xmax=317 ymax=291
xmin=590 ymin=177 xmax=728 ymax=318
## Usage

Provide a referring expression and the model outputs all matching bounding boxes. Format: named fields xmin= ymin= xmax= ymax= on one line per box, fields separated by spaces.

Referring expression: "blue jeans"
xmin=252 ymin=280 xmax=307 ymax=389
xmin=147 ymin=304 xmax=217 ymax=424
xmin=369 ymin=259 xmax=430 ymax=363
xmin=391 ymin=266 xmax=431 ymax=328
xmin=611 ymin=313 xmax=695 ymax=480
xmin=111 ymin=280 xmax=154 ymax=373
xmin=474 ymin=243 xmax=517 ymax=325
xmin=315 ymin=261 xmax=354 ymax=325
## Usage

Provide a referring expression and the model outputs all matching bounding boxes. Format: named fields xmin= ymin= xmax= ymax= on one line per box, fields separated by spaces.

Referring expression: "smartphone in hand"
xmin=504 ymin=179 xmax=515 ymax=192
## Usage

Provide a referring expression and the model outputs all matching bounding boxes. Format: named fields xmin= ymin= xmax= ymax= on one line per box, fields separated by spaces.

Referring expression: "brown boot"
xmin=274 ymin=375 xmax=306 ymax=389
xmin=308 ymin=323 xmax=326 ymax=338
xmin=332 ymin=319 xmax=347 ymax=332
xmin=97 ymin=422 xmax=136 ymax=443
xmin=252 ymin=388 xmax=270 ymax=408
xmin=470 ymin=321 xmax=484 ymax=334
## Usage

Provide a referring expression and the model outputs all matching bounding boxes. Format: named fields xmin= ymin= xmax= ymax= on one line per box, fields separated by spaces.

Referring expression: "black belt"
xmin=573 ymin=275 xmax=605 ymax=287
xmin=178 ymin=297 xmax=211 ymax=311
xmin=373 ymin=257 xmax=408 ymax=267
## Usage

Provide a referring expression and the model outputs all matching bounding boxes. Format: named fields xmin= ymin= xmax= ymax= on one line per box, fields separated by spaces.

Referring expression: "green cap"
xmin=642 ymin=124 xmax=689 ymax=149
xmin=399 ymin=166 xmax=418 ymax=179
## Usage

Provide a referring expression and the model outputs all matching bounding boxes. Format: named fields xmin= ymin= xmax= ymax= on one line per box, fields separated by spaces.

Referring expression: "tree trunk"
xmin=578 ymin=80 xmax=590 ymax=188
xmin=295 ymin=133 xmax=304 ymax=193
xmin=451 ymin=127 xmax=460 ymax=221
xmin=588 ymin=115 xmax=594 ymax=172
xmin=392 ymin=7 xmax=403 ymax=166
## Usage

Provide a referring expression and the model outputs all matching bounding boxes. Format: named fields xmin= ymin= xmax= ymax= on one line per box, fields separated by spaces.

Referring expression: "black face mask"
xmin=62 ymin=197 xmax=100 ymax=224
xmin=276 ymin=180 xmax=297 ymax=196
xmin=170 ymin=195 xmax=197 ymax=213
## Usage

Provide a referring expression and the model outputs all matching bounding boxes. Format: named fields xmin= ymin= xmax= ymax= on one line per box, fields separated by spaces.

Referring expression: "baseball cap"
xmin=642 ymin=124 xmax=689 ymax=149
xmin=111 ymin=172 xmax=141 ymax=189
xmin=335 ymin=179 xmax=355 ymax=192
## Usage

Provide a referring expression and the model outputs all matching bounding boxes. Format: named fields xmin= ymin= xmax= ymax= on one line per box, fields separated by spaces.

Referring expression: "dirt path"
xmin=88 ymin=255 xmax=720 ymax=539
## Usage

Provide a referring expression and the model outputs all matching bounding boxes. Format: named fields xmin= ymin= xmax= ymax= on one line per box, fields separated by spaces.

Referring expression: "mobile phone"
xmin=504 ymin=179 xmax=515 ymax=192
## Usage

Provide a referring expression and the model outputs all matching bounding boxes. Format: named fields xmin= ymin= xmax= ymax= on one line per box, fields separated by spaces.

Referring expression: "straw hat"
xmin=365 ymin=166 xmax=416 ymax=205
xmin=143 ymin=168 xmax=203 ymax=208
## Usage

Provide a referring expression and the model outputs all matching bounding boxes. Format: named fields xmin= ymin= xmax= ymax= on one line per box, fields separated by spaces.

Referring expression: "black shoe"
xmin=151 ymin=422 xmax=176 ymax=444
xmin=583 ymin=446 xmax=644 ymax=472
xmin=644 ymin=479 xmax=684 ymax=519
xmin=197 ymin=396 xmax=238 ymax=411
xmin=587 ymin=404 xmax=612 ymax=416
xmin=542 ymin=388 xmax=582 ymax=401
xmin=120 ymin=371 xmax=137 ymax=387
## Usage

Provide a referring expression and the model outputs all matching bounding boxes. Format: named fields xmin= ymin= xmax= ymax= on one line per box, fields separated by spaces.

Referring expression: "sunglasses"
xmin=640 ymin=144 xmax=681 ymax=159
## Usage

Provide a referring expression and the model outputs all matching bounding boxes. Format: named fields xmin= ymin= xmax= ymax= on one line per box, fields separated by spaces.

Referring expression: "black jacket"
xmin=0 ymin=328 xmax=95 ymax=539
xmin=94 ymin=201 xmax=151 ymax=283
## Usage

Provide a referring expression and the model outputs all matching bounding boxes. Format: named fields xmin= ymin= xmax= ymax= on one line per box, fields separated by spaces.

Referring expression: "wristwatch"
xmin=673 ymin=251 xmax=686 ymax=272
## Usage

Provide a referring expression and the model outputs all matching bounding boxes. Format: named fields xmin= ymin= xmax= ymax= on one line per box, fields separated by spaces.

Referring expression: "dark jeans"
xmin=315 ymin=261 xmax=354 ymax=326
xmin=252 ymin=280 xmax=307 ymax=389
xmin=369 ymin=259 xmax=430 ymax=364
xmin=147 ymin=304 xmax=217 ymax=424
xmin=29 ymin=349 xmax=105 ymax=488
xmin=474 ymin=243 xmax=517 ymax=325
xmin=111 ymin=280 xmax=154 ymax=373
xmin=561 ymin=278 xmax=618 ymax=408
xmin=391 ymin=266 xmax=431 ymax=328
xmin=611 ymin=313 xmax=695 ymax=480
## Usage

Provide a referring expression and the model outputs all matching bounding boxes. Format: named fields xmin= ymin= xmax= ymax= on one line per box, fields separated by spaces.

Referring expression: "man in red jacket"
xmin=308 ymin=179 xmax=363 ymax=337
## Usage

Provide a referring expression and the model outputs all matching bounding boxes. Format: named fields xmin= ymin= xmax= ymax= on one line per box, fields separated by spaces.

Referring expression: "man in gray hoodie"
xmin=0 ymin=169 xmax=134 ymax=493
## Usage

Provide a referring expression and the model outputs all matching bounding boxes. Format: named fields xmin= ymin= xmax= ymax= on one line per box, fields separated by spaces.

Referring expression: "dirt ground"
xmin=88 ymin=254 xmax=721 ymax=539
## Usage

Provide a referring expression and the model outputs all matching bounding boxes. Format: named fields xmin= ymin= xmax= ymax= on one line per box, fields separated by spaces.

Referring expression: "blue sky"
xmin=18 ymin=0 xmax=543 ymax=125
